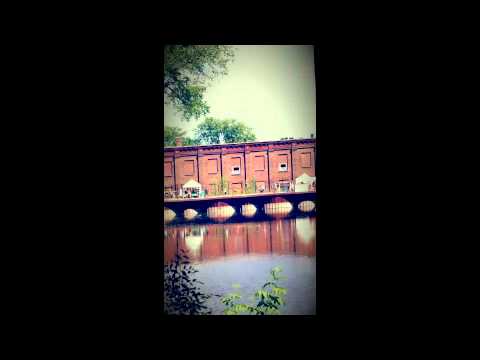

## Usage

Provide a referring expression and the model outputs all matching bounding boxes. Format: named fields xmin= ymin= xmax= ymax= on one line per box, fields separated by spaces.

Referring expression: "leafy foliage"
xmin=165 ymin=116 xmax=256 ymax=148
xmin=164 ymin=126 xmax=201 ymax=147
xmin=164 ymin=249 xmax=214 ymax=315
xmin=194 ymin=118 xmax=256 ymax=145
xmin=220 ymin=176 xmax=228 ymax=195
xmin=182 ymin=137 xmax=201 ymax=146
xmin=245 ymin=177 xmax=257 ymax=194
xmin=164 ymin=45 xmax=235 ymax=121
xmin=221 ymin=267 xmax=287 ymax=315
xmin=208 ymin=177 xmax=229 ymax=196
xmin=164 ymin=126 xmax=186 ymax=147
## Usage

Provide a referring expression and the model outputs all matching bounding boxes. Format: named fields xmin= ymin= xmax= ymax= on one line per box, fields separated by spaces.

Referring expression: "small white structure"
xmin=295 ymin=173 xmax=316 ymax=192
xmin=182 ymin=179 xmax=202 ymax=197
xmin=183 ymin=179 xmax=202 ymax=191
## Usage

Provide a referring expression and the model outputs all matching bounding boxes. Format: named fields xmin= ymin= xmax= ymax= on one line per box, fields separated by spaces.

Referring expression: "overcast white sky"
xmin=164 ymin=45 xmax=316 ymax=141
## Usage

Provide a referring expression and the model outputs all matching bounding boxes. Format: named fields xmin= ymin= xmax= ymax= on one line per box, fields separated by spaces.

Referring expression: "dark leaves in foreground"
xmin=164 ymin=249 xmax=213 ymax=315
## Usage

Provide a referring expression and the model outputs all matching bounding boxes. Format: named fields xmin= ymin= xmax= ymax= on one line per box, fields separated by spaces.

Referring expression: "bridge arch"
xmin=241 ymin=203 xmax=257 ymax=217
xmin=298 ymin=200 xmax=315 ymax=212
xmin=184 ymin=208 xmax=199 ymax=221
xmin=164 ymin=191 xmax=316 ymax=221
xmin=264 ymin=196 xmax=293 ymax=218
xmin=207 ymin=201 xmax=235 ymax=222
xmin=164 ymin=207 xmax=176 ymax=224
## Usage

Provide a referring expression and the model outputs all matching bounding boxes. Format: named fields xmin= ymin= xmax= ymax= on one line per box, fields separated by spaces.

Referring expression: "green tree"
xmin=164 ymin=45 xmax=235 ymax=121
xmin=194 ymin=118 xmax=256 ymax=145
xmin=182 ymin=137 xmax=201 ymax=146
xmin=164 ymin=126 xmax=186 ymax=147
xmin=164 ymin=126 xmax=201 ymax=147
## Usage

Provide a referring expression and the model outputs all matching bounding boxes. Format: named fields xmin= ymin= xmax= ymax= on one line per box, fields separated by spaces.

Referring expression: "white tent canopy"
xmin=295 ymin=173 xmax=316 ymax=185
xmin=295 ymin=173 xmax=315 ymax=192
xmin=182 ymin=179 xmax=202 ymax=190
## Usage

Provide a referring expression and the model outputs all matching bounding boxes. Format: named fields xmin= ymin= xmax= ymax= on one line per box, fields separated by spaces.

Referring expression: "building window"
xmin=183 ymin=160 xmax=194 ymax=176
xmin=301 ymin=152 xmax=312 ymax=168
xmin=231 ymin=166 xmax=241 ymax=175
xmin=254 ymin=155 xmax=265 ymax=171
xmin=207 ymin=158 xmax=218 ymax=174
xmin=279 ymin=163 xmax=288 ymax=172
xmin=164 ymin=162 xmax=173 ymax=177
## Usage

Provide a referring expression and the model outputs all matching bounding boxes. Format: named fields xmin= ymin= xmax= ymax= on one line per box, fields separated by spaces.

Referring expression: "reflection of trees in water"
xmin=164 ymin=218 xmax=316 ymax=264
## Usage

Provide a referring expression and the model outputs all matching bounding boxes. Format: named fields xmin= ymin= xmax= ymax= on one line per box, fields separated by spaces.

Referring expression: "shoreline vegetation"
xmin=164 ymin=248 xmax=288 ymax=316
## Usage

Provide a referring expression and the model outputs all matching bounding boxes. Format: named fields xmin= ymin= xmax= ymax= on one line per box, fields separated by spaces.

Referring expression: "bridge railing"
xmin=164 ymin=184 xmax=316 ymax=200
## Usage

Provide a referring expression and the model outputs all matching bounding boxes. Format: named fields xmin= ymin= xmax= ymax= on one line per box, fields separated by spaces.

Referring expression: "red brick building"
xmin=164 ymin=138 xmax=316 ymax=195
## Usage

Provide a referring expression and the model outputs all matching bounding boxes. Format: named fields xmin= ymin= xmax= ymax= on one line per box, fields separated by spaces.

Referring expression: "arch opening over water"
xmin=298 ymin=200 xmax=315 ymax=212
xmin=184 ymin=208 xmax=199 ymax=221
xmin=264 ymin=197 xmax=293 ymax=218
xmin=207 ymin=201 xmax=235 ymax=222
xmin=164 ymin=207 xmax=176 ymax=224
xmin=241 ymin=203 xmax=257 ymax=217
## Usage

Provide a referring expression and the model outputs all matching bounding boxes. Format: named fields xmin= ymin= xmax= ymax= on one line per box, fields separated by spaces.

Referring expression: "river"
xmin=164 ymin=215 xmax=316 ymax=315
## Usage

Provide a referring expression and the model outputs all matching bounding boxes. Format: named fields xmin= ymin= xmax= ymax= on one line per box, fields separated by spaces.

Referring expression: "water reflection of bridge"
xmin=164 ymin=217 xmax=316 ymax=264
xmin=164 ymin=191 xmax=316 ymax=220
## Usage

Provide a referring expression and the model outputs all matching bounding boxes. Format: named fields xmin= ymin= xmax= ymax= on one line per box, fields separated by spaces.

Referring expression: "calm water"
xmin=164 ymin=216 xmax=316 ymax=315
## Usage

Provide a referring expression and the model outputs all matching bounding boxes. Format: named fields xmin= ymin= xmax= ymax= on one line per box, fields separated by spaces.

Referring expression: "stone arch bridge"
xmin=164 ymin=191 xmax=316 ymax=218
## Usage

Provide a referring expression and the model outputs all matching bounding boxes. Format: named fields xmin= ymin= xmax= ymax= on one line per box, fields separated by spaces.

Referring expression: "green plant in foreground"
xmin=221 ymin=267 xmax=287 ymax=315
xmin=164 ymin=249 xmax=214 ymax=315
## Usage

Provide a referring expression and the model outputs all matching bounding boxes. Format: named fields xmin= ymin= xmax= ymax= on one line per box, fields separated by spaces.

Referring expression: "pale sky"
xmin=164 ymin=45 xmax=316 ymax=142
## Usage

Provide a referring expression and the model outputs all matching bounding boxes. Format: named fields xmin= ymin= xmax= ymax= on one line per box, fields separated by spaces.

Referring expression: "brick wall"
xmin=221 ymin=152 xmax=245 ymax=194
xmin=174 ymin=155 xmax=198 ymax=190
xmin=198 ymin=154 xmax=222 ymax=194
xmin=245 ymin=150 xmax=269 ymax=191
xmin=164 ymin=139 xmax=315 ymax=193
xmin=292 ymin=147 xmax=315 ymax=179
xmin=268 ymin=149 xmax=293 ymax=191
xmin=164 ymin=156 xmax=175 ymax=191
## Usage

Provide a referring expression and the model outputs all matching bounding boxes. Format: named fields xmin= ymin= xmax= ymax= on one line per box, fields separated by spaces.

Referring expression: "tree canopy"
xmin=164 ymin=126 xmax=199 ymax=147
xmin=164 ymin=126 xmax=185 ymax=147
xmin=164 ymin=45 xmax=235 ymax=121
xmin=194 ymin=118 xmax=256 ymax=145
xmin=164 ymin=118 xmax=256 ymax=147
